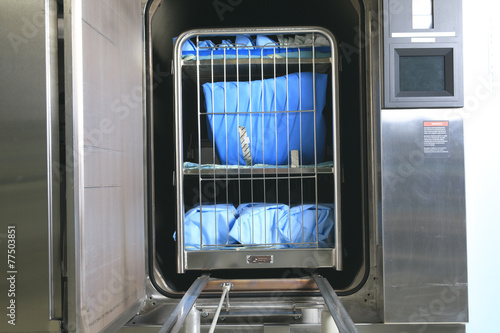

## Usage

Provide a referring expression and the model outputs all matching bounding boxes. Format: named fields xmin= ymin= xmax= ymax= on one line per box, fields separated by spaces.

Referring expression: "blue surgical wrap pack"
xmin=180 ymin=203 xmax=334 ymax=250
xmin=182 ymin=204 xmax=237 ymax=249
xmin=228 ymin=203 xmax=290 ymax=247
xmin=203 ymin=72 xmax=328 ymax=166
xmin=282 ymin=204 xmax=335 ymax=248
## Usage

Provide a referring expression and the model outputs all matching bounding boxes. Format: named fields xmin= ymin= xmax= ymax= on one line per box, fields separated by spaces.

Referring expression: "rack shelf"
xmin=183 ymin=165 xmax=334 ymax=176
xmin=181 ymin=57 xmax=332 ymax=81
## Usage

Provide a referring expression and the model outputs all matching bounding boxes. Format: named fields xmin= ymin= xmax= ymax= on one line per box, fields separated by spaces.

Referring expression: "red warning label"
xmin=424 ymin=121 xmax=449 ymax=127
xmin=423 ymin=120 xmax=449 ymax=157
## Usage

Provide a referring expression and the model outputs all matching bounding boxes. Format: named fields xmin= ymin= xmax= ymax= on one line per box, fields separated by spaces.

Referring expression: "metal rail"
xmin=313 ymin=274 xmax=359 ymax=333
xmin=208 ymin=282 xmax=233 ymax=333
xmin=158 ymin=274 xmax=210 ymax=333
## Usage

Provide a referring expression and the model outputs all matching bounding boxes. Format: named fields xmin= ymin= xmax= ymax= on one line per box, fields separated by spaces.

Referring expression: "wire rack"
xmin=173 ymin=27 xmax=342 ymax=272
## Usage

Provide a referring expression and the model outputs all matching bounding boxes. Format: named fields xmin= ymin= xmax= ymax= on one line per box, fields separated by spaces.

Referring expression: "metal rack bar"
xmin=159 ymin=274 xmax=210 ymax=333
xmin=208 ymin=283 xmax=232 ymax=333
xmin=313 ymin=274 xmax=359 ymax=333
xmin=183 ymin=167 xmax=334 ymax=176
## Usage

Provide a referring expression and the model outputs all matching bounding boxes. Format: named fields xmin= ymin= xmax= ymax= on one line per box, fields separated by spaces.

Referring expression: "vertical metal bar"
xmin=273 ymin=45 xmax=278 ymax=245
xmin=298 ymin=48 xmax=305 ymax=245
xmin=212 ymin=46 xmax=220 ymax=249
xmin=206 ymin=48 xmax=216 ymax=250
xmin=235 ymin=40 xmax=241 ymax=246
xmin=247 ymin=47 xmax=252 ymax=245
xmin=211 ymin=48 xmax=216 ymax=172
xmin=196 ymin=36 xmax=203 ymax=252
xmin=174 ymin=33 xmax=187 ymax=273
xmin=285 ymin=46 xmax=292 ymax=246
xmin=312 ymin=33 xmax=320 ymax=249
xmin=259 ymin=44 xmax=265 ymax=245
xmin=196 ymin=37 xmax=201 ymax=168
xmin=223 ymin=46 xmax=228 ymax=249
xmin=46 ymin=0 xmax=61 ymax=319
xmin=329 ymin=31 xmax=342 ymax=269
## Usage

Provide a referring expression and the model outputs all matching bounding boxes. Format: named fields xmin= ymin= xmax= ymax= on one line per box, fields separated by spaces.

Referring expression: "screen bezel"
xmin=394 ymin=48 xmax=454 ymax=98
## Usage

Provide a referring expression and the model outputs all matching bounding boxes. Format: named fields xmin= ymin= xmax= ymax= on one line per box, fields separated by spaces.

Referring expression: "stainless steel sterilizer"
xmin=0 ymin=0 xmax=468 ymax=332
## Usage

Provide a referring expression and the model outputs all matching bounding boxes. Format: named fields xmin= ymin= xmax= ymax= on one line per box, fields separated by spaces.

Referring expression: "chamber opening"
xmin=148 ymin=0 xmax=367 ymax=295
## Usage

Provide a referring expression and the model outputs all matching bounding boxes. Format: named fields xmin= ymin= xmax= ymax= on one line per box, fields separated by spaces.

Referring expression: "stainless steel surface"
xmin=313 ymin=275 xmax=358 ymax=333
xmin=0 ymin=0 xmax=472 ymax=331
xmin=264 ymin=325 xmax=291 ymax=333
xmin=45 ymin=0 xmax=62 ymax=321
xmin=63 ymin=0 xmax=146 ymax=332
xmin=119 ymin=323 xmax=466 ymax=333
xmin=159 ymin=274 xmax=210 ymax=333
xmin=0 ymin=0 xmax=60 ymax=331
xmin=182 ymin=307 xmax=201 ymax=333
xmin=356 ymin=324 xmax=466 ymax=333
xmin=173 ymin=27 xmax=341 ymax=272
xmin=185 ymin=248 xmax=336 ymax=270
xmin=381 ymin=109 xmax=468 ymax=323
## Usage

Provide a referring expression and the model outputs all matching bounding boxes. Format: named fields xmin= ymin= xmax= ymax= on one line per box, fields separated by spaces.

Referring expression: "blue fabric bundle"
xmin=228 ymin=203 xmax=290 ymax=246
xmin=182 ymin=204 xmax=237 ymax=249
xmin=281 ymin=204 xmax=335 ymax=248
xmin=204 ymin=72 xmax=328 ymax=166
xmin=181 ymin=203 xmax=334 ymax=250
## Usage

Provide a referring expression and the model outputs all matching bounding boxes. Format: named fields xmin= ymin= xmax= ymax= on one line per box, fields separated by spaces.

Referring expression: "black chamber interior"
xmin=149 ymin=0 xmax=367 ymax=294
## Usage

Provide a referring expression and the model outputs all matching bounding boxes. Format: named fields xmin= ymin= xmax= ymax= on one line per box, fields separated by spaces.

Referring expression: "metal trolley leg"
xmin=313 ymin=274 xmax=359 ymax=333
xmin=182 ymin=307 xmax=201 ymax=333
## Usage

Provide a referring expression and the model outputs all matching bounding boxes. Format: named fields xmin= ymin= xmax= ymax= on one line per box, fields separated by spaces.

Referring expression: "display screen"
xmin=399 ymin=56 xmax=445 ymax=92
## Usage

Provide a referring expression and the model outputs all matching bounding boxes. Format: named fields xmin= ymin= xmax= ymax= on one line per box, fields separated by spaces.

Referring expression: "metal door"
xmin=63 ymin=0 xmax=147 ymax=332
xmin=0 ymin=0 xmax=61 ymax=332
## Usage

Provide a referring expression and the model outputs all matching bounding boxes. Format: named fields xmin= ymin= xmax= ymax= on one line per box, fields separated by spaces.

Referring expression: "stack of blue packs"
xmin=179 ymin=203 xmax=335 ymax=250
